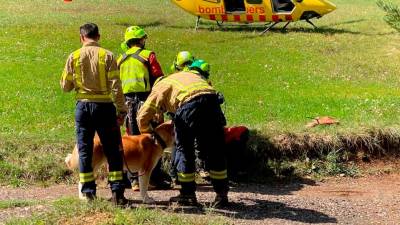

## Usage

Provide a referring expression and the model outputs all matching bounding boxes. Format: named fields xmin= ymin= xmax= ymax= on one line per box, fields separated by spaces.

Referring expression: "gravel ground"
xmin=0 ymin=174 xmax=399 ymax=224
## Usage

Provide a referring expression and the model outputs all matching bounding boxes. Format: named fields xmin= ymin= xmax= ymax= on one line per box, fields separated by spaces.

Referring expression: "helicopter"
xmin=171 ymin=0 xmax=337 ymax=34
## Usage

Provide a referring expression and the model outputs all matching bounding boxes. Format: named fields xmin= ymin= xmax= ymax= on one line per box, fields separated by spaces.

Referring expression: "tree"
xmin=377 ymin=0 xmax=400 ymax=32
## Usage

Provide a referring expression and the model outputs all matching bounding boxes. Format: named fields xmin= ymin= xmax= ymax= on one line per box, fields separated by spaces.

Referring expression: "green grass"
xmin=5 ymin=197 xmax=229 ymax=225
xmin=1 ymin=0 xmax=400 ymax=184
xmin=0 ymin=199 xmax=39 ymax=209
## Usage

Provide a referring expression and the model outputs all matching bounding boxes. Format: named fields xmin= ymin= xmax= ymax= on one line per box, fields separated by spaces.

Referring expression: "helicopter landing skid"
xmin=260 ymin=21 xmax=279 ymax=35
xmin=281 ymin=21 xmax=291 ymax=30
xmin=216 ymin=21 xmax=224 ymax=27
xmin=306 ymin=19 xmax=317 ymax=29
xmin=195 ymin=16 xmax=200 ymax=30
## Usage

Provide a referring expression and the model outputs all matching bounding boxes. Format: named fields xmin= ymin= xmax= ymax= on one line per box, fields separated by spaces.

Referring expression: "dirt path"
xmin=1 ymin=174 xmax=400 ymax=225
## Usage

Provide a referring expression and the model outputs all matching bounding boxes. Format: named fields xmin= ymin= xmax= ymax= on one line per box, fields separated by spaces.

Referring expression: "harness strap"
xmin=118 ymin=49 xmax=149 ymax=69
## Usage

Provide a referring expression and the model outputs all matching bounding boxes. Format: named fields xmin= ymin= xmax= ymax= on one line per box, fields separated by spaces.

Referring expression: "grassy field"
xmin=3 ymin=198 xmax=229 ymax=225
xmin=1 ymin=0 xmax=400 ymax=223
xmin=1 ymin=0 xmax=400 ymax=185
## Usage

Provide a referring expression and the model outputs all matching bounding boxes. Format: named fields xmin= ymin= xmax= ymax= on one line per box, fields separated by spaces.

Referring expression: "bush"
xmin=377 ymin=0 xmax=400 ymax=32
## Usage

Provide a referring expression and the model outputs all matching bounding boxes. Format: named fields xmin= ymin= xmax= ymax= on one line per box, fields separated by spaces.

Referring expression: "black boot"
xmin=82 ymin=192 xmax=96 ymax=202
xmin=169 ymin=193 xmax=198 ymax=206
xmin=111 ymin=190 xmax=128 ymax=206
xmin=212 ymin=193 xmax=229 ymax=208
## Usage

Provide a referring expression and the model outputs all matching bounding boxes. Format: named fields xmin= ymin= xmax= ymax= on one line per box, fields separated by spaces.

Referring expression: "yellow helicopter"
xmin=171 ymin=0 xmax=337 ymax=34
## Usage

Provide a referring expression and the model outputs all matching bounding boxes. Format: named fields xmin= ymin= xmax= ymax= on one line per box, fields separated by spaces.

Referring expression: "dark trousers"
xmin=173 ymin=94 xmax=229 ymax=195
xmin=125 ymin=92 xmax=149 ymax=135
xmin=75 ymin=102 xmax=125 ymax=194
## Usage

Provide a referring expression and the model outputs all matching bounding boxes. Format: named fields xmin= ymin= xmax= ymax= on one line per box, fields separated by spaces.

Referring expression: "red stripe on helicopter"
xmin=234 ymin=15 xmax=241 ymax=22
xmin=221 ymin=14 xmax=228 ymax=21
xmin=259 ymin=15 xmax=266 ymax=21
xmin=246 ymin=15 xmax=254 ymax=21
xmin=209 ymin=14 xmax=216 ymax=20
xmin=285 ymin=15 xmax=293 ymax=21
xmin=272 ymin=15 xmax=279 ymax=22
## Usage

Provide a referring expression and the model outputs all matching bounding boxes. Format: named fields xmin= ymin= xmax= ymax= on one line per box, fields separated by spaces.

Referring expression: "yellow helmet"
xmin=124 ymin=26 xmax=147 ymax=41
xmin=170 ymin=51 xmax=195 ymax=72
xmin=121 ymin=26 xmax=147 ymax=52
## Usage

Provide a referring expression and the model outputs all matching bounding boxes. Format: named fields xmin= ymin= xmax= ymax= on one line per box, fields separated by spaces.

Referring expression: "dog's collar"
xmin=152 ymin=131 xmax=167 ymax=149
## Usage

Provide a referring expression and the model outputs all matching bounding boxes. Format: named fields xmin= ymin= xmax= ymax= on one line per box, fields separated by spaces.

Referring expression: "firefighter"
xmin=117 ymin=26 xmax=170 ymax=191
xmin=60 ymin=23 xmax=127 ymax=205
xmin=137 ymin=59 xmax=229 ymax=208
xmin=168 ymin=57 xmax=212 ymax=184
xmin=167 ymin=51 xmax=195 ymax=183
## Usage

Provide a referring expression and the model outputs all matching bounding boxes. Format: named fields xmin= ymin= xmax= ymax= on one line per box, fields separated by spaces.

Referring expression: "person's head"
xmin=170 ymin=51 xmax=195 ymax=73
xmin=79 ymin=23 xmax=100 ymax=43
xmin=189 ymin=59 xmax=210 ymax=79
xmin=121 ymin=26 xmax=147 ymax=52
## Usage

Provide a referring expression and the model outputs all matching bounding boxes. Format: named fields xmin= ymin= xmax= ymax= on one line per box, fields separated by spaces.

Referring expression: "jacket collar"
xmin=83 ymin=41 xmax=100 ymax=47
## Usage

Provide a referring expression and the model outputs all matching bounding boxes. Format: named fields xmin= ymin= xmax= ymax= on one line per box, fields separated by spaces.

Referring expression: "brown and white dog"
xmin=65 ymin=121 xmax=175 ymax=204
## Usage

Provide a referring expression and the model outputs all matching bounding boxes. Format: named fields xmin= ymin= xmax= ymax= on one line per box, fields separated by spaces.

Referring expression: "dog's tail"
xmin=65 ymin=145 xmax=79 ymax=170
xmin=65 ymin=153 xmax=73 ymax=169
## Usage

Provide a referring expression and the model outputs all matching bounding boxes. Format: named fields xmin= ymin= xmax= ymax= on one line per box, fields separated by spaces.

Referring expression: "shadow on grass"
xmin=324 ymin=18 xmax=365 ymax=27
xmin=167 ymin=18 xmax=396 ymax=37
xmin=166 ymin=23 xmax=362 ymax=35
xmin=213 ymin=199 xmax=337 ymax=223
xmin=114 ymin=21 xmax=164 ymax=28
xmin=130 ymin=197 xmax=336 ymax=224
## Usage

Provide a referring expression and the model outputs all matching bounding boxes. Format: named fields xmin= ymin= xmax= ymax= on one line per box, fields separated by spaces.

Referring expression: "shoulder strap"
xmin=117 ymin=53 xmax=129 ymax=69
xmin=130 ymin=49 xmax=149 ymax=66
xmin=117 ymin=48 xmax=150 ymax=69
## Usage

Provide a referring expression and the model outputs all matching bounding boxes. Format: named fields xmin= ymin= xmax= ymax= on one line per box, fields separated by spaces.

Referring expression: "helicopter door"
xmin=224 ymin=0 xmax=246 ymax=12
xmin=271 ymin=0 xmax=295 ymax=13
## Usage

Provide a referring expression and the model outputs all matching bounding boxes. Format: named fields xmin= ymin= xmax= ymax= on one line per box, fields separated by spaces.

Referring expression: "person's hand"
xmin=117 ymin=112 xmax=127 ymax=126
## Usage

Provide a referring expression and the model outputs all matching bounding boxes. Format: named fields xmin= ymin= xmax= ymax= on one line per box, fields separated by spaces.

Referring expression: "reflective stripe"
xmin=62 ymin=70 xmax=73 ymax=81
xmin=98 ymin=48 xmax=107 ymax=91
xmin=176 ymin=82 xmax=211 ymax=101
xmin=108 ymin=70 xmax=119 ymax=79
xmin=209 ymin=170 xmax=227 ymax=180
xmin=75 ymin=93 xmax=111 ymax=100
xmin=177 ymin=172 xmax=195 ymax=182
xmin=108 ymin=171 xmax=123 ymax=181
xmin=122 ymin=77 xmax=146 ymax=86
xmin=73 ymin=50 xmax=82 ymax=89
xmin=163 ymin=78 xmax=185 ymax=90
xmin=142 ymin=101 xmax=159 ymax=112
xmin=79 ymin=172 xmax=95 ymax=183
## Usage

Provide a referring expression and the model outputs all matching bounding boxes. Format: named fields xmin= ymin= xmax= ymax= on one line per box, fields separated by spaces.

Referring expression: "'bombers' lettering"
xmin=246 ymin=6 xmax=265 ymax=14
xmin=198 ymin=6 xmax=225 ymax=14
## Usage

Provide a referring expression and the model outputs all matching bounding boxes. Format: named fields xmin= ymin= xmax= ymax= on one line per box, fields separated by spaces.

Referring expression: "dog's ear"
xmin=155 ymin=121 xmax=173 ymax=134
xmin=155 ymin=121 xmax=175 ymax=147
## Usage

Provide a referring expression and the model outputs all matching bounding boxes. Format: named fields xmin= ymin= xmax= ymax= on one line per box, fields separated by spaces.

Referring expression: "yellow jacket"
xmin=60 ymin=42 xmax=127 ymax=113
xmin=137 ymin=71 xmax=216 ymax=133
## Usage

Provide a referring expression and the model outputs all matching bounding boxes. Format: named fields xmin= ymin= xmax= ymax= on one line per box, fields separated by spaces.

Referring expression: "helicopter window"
xmin=246 ymin=0 xmax=263 ymax=4
xmin=271 ymin=0 xmax=295 ymax=12
xmin=224 ymin=0 xmax=246 ymax=12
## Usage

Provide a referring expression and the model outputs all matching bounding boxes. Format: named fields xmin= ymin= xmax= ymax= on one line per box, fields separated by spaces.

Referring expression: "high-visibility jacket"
xmin=136 ymin=71 xmax=216 ymax=133
xmin=60 ymin=42 xmax=127 ymax=113
xmin=117 ymin=47 xmax=153 ymax=94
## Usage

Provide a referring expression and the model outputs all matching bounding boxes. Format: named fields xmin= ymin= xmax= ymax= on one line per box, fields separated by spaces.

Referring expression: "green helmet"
xmin=189 ymin=59 xmax=210 ymax=78
xmin=171 ymin=51 xmax=194 ymax=72
xmin=120 ymin=26 xmax=147 ymax=52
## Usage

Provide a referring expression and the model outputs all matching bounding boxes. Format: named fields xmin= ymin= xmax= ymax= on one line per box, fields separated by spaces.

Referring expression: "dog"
xmin=65 ymin=121 xmax=175 ymax=204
